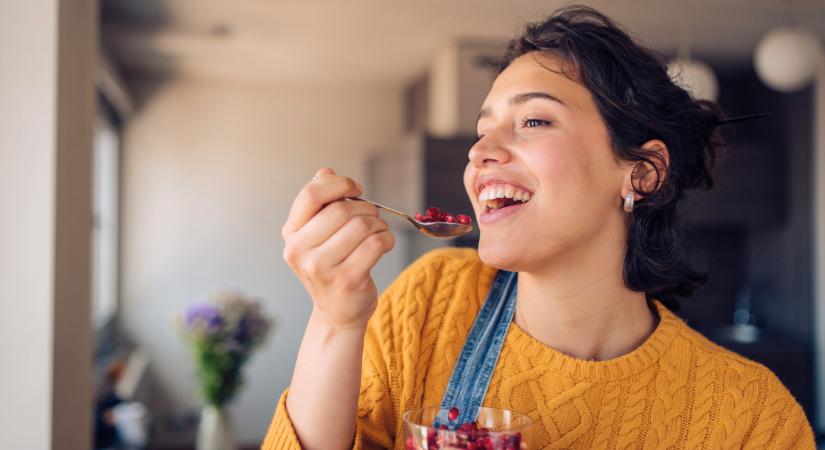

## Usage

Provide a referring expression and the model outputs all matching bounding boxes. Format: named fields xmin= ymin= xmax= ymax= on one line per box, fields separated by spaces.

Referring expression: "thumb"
xmin=314 ymin=167 xmax=336 ymax=178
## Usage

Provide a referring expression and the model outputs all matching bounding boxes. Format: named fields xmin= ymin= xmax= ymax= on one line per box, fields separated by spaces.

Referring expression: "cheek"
xmin=526 ymin=137 xmax=579 ymax=187
xmin=529 ymin=137 xmax=603 ymax=210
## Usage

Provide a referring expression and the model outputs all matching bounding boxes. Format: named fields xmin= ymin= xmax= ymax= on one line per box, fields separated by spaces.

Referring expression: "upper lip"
xmin=475 ymin=173 xmax=535 ymax=197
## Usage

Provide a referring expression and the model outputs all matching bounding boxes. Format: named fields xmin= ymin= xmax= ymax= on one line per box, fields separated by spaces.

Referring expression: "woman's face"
xmin=464 ymin=52 xmax=629 ymax=272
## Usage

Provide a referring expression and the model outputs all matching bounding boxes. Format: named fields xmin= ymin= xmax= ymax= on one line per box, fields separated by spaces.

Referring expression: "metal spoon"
xmin=346 ymin=196 xmax=473 ymax=239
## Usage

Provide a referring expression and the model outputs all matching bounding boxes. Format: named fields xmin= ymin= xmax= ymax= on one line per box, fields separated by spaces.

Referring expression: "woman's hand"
xmin=281 ymin=167 xmax=395 ymax=330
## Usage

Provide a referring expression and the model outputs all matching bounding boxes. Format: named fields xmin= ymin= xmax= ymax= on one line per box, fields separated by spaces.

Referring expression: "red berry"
xmin=448 ymin=406 xmax=459 ymax=421
xmin=439 ymin=212 xmax=448 ymax=222
xmin=456 ymin=214 xmax=471 ymax=225
xmin=444 ymin=214 xmax=455 ymax=223
xmin=415 ymin=212 xmax=424 ymax=221
xmin=426 ymin=207 xmax=440 ymax=217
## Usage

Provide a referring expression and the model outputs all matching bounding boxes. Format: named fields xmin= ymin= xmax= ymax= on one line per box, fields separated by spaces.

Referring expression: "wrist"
xmin=308 ymin=309 xmax=370 ymax=336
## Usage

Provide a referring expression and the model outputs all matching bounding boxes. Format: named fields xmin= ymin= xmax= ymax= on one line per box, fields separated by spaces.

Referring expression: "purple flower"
xmin=185 ymin=303 xmax=222 ymax=330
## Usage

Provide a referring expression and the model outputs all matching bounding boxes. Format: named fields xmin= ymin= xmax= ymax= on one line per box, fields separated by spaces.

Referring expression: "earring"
xmin=623 ymin=191 xmax=635 ymax=213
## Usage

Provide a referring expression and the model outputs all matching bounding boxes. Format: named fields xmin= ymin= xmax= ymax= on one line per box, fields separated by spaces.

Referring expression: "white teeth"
xmin=477 ymin=183 xmax=533 ymax=204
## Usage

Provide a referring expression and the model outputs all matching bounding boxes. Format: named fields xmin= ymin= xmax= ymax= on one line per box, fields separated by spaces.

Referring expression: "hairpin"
xmin=716 ymin=112 xmax=771 ymax=126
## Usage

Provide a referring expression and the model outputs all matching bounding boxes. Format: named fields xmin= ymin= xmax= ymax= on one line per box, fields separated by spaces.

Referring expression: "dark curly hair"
xmin=499 ymin=6 xmax=726 ymax=309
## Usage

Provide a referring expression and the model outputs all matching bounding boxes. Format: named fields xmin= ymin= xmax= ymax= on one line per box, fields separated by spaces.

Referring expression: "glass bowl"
xmin=403 ymin=406 xmax=533 ymax=450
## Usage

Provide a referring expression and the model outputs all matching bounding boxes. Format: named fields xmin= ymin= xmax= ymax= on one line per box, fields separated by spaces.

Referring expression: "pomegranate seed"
xmin=466 ymin=443 xmax=478 ymax=450
xmin=405 ymin=436 xmax=415 ymax=450
xmin=426 ymin=207 xmax=440 ymax=218
xmin=456 ymin=214 xmax=471 ymax=225
xmin=448 ymin=406 xmax=459 ymax=421
xmin=439 ymin=424 xmax=449 ymax=430
xmin=444 ymin=214 xmax=455 ymax=223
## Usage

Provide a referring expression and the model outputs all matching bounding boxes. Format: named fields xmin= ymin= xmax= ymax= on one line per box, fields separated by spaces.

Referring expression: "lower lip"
xmin=479 ymin=201 xmax=528 ymax=225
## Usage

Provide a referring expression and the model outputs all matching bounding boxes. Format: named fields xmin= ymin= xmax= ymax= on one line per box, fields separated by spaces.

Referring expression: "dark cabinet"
xmin=423 ymin=136 xmax=478 ymax=237
xmin=680 ymin=67 xmax=790 ymax=229
xmin=681 ymin=138 xmax=787 ymax=228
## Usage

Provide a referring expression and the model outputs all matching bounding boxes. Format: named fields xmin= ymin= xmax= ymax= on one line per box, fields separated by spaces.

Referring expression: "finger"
xmin=337 ymin=229 xmax=395 ymax=279
xmin=313 ymin=167 xmax=336 ymax=179
xmin=282 ymin=172 xmax=366 ymax=236
xmin=312 ymin=215 xmax=390 ymax=267
xmin=291 ymin=199 xmax=379 ymax=250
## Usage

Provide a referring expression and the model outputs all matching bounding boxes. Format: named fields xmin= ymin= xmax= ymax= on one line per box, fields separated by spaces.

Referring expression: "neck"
xmin=514 ymin=239 xmax=658 ymax=362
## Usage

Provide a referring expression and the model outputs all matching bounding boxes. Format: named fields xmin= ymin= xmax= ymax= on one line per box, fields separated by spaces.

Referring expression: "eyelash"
xmin=522 ymin=118 xmax=551 ymax=128
xmin=475 ymin=118 xmax=552 ymax=140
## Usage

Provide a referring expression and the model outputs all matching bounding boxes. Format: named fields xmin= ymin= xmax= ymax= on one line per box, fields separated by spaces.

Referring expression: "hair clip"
xmin=716 ymin=112 xmax=771 ymax=126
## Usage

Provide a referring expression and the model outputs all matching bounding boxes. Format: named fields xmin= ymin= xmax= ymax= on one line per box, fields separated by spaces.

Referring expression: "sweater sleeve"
xmin=742 ymin=371 xmax=817 ymax=450
xmin=261 ymin=257 xmax=418 ymax=450
xmin=260 ymin=388 xmax=377 ymax=450
xmin=762 ymin=401 xmax=816 ymax=450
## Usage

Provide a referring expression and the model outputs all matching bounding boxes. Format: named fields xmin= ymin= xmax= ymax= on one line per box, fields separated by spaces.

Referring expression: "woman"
xmin=264 ymin=6 xmax=814 ymax=450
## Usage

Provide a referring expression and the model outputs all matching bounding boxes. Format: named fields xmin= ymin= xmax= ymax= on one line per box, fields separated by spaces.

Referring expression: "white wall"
xmin=120 ymin=77 xmax=405 ymax=445
xmin=0 ymin=1 xmax=95 ymax=449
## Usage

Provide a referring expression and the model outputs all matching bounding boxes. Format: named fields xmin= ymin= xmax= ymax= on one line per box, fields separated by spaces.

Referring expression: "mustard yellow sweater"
xmin=263 ymin=248 xmax=815 ymax=449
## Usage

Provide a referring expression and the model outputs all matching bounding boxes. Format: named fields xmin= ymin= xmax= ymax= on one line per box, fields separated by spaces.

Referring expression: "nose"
xmin=468 ymin=129 xmax=512 ymax=168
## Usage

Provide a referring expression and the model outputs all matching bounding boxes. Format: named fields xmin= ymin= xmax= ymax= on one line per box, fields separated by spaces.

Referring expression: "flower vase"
xmin=197 ymin=404 xmax=237 ymax=450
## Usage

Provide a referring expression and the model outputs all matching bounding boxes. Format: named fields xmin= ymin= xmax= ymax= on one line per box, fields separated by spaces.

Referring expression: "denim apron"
xmin=435 ymin=270 xmax=518 ymax=426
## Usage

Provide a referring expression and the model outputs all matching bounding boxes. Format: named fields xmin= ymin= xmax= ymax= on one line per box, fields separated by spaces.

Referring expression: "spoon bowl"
xmin=407 ymin=218 xmax=473 ymax=239
xmin=346 ymin=197 xmax=473 ymax=239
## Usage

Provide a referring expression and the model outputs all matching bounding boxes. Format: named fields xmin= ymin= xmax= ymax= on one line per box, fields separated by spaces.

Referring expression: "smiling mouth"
xmin=478 ymin=183 xmax=533 ymax=213
xmin=483 ymin=197 xmax=529 ymax=213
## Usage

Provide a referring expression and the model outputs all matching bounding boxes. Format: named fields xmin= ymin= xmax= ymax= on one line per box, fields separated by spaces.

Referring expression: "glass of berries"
xmin=403 ymin=406 xmax=533 ymax=450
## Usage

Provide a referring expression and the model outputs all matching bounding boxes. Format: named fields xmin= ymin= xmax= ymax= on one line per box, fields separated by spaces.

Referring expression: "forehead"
xmin=484 ymin=53 xmax=593 ymax=110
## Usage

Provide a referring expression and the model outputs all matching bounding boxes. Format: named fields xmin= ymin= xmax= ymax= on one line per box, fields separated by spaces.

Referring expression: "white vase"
xmin=197 ymin=405 xmax=238 ymax=450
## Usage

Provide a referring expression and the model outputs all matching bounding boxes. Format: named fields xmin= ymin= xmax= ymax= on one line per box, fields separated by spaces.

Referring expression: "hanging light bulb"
xmin=754 ymin=26 xmax=823 ymax=92
xmin=666 ymin=0 xmax=719 ymax=101
xmin=667 ymin=58 xmax=720 ymax=101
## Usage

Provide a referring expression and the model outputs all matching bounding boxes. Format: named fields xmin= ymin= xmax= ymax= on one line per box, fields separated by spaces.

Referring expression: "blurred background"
xmin=2 ymin=0 xmax=825 ymax=449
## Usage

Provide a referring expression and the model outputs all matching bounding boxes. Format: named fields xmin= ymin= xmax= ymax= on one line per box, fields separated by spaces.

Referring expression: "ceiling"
xmin=101 ymin=0 xmax=825 ymax=85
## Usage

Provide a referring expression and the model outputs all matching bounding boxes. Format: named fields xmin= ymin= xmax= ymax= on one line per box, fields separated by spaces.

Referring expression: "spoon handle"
xmin=346 ymin=196 xmax=410 ymax=220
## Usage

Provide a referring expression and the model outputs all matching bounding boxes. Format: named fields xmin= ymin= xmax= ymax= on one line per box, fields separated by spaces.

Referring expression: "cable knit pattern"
xmin=263 ymin=248 xmax=815 ymax=450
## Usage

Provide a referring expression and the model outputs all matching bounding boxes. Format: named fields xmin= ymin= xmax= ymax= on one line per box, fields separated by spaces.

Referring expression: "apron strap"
xmin=437 ymin=270 xmax=518 ymax=426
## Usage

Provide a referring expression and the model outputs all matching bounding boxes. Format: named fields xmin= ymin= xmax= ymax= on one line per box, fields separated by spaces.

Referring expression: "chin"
xmin=477 ymin=237 xmax=526 ymax=272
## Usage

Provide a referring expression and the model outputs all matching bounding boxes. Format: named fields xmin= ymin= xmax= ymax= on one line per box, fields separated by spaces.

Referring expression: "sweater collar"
xmin=506 ymin=299 xmax=682 ymax=382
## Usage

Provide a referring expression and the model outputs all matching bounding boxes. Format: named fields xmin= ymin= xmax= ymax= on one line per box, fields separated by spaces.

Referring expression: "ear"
xmin=622 ymin=139 xmax=669 ymax=202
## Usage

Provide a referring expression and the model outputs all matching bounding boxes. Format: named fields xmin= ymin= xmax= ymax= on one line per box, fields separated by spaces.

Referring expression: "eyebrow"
xmin=477 ymin=91 xmax=566 ymax=122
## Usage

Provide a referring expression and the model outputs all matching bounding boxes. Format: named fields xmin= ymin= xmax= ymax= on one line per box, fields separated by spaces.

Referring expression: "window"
xmin=91 ymin=99 xmax=121 ymax=328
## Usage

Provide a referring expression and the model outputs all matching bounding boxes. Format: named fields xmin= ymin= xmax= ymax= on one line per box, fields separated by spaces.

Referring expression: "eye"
xmin=522 ymin=118 xmax=551 ymax=128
